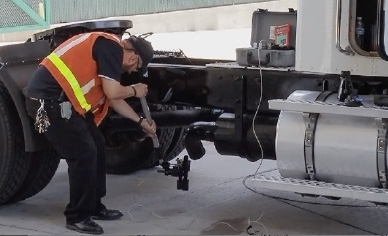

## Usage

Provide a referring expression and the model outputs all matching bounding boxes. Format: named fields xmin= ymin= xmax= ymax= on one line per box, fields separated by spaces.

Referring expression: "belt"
xmin=27 ymin=90 xmax=68 ymax=102
xmin=28 ymin=97 xmax=59 ymax=103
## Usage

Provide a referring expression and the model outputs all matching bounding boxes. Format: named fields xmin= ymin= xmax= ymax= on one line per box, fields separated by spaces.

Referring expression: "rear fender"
xmin=0 ymin=68 xmax=45 ymax=152
xmin=0 ymin=41 xmax=51 ymax=152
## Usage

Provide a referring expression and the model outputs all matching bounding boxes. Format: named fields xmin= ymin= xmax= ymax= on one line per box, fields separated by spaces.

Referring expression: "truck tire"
xmin=105 ymin=122 xmax=175 ymax=175
xmin=10 ymin=149 xmax=61 ymax=203
xmin=0 ymin=83 xmax=30 ymax=204
xmin=162 ymin=127 xmax=186 ymax=162
xmin=161 ymin=106 xmax=192 ymax=162
xmin=105 ymin=105 xmax=185 ymax=174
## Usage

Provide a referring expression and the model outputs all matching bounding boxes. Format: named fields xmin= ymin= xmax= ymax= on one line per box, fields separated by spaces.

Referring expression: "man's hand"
xmin=140 ymin=119 xmax=157 ymax=137
xmin=131 ymin=83 xmax=148 ymax=98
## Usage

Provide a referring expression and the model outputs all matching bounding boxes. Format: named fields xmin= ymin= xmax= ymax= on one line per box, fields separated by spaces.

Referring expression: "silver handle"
xmin=336 ymin=0 xmax=355 ymax=56
xmin=140 ymin=97 xmax=160 ymax=148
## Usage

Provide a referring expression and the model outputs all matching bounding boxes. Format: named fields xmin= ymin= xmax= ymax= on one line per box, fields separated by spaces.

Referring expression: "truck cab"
xmin=296 ymin=0 xmax=388 ymax=77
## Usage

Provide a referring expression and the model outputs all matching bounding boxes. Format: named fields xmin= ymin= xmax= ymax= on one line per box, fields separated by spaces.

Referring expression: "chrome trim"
xmin=377 ymin=0 xmax=388 ymax=60
xmin=336 ymin=0 xmax=355 ymax=56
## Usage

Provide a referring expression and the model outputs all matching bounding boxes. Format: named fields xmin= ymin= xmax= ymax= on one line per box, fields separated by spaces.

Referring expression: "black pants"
xmin=26 ymin=98 xmax=107 ymax=224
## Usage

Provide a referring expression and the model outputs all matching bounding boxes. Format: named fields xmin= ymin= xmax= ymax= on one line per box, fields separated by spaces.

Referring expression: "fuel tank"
xmin=276 ymin=91 xmax=385 ymax=187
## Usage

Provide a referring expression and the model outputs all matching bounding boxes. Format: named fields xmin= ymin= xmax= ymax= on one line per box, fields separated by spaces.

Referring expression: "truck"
xmin=0 ymin=0 xmax=388 ymax=205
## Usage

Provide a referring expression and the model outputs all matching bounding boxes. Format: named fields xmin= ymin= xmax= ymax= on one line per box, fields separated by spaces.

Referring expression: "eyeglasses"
xmin=123 ymin=47 xmax=141 ymax=71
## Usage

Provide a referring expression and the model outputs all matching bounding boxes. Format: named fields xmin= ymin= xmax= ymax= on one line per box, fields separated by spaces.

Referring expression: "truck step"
xmin=251 ymin=175 xmax=388 ymax=204
xmin=269 ymin=99 xmax=388 ymax=118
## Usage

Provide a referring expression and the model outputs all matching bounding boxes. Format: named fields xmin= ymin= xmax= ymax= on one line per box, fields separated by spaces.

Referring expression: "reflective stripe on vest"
xmin=56 ymin=33 xmax=91 ymax=57
xmin=56 ymin=32 xmax=121 ymax=57
xmin=92 ymin=97 xmax=106 ymax=114
xmin=47 ymin=53 xmax=92 ymax=112
xmin=81 ymin=79 xmax=96 ymax=94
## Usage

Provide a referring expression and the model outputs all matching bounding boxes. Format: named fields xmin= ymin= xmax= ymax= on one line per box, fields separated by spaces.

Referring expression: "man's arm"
xmin=102 ymin=78 xmax=135 ymax=100
xmin=109 ymin=99 xmax=156 ymax=136
xmin=102 ymin=78 xmax=148 ymax=100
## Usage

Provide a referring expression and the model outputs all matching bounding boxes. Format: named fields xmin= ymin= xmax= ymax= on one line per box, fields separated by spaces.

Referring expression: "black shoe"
xmin=66 ymin=218 xmax=104 ymax=235
xmin=91 ymin=208 xmax=123 ymax=220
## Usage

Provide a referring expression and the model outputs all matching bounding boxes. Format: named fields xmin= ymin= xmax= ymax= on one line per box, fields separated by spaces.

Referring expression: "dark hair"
xmin=124 ymin=36 xmax=154 ymax=76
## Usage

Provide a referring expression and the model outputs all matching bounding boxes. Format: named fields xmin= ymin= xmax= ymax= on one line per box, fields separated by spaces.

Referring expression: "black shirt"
xmin=26 ymin=36 xmax=124 ymax=99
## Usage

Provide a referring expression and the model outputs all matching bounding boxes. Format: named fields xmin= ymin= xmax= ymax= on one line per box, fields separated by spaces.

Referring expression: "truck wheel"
xmin=0 ymin=83 xmax=30 ymax=204
xmin=105 ymin=105 xmax=180 ymax=174
xmin=105 ymin=125 xmax=175 ymax=174
xmin=163 ymin=127 xmax=186 ymax=162
xmin=10 ymin=149 xmax=61 ymax=203
xmin=161 ymin=106 xmax=192 ymax=162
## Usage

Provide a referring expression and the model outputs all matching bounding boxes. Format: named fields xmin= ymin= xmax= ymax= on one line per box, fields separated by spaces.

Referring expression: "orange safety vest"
xmin=40 ymin=32 xmax=123 ymax=126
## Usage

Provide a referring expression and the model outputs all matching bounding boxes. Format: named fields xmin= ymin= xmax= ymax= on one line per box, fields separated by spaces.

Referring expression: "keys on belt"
xmin=31 ymin=98 xmax=72 ymax=134
xmin=35 ymin=99 xmax=51 ymax=133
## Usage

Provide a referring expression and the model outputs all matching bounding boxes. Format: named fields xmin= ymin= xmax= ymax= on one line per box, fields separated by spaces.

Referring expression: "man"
xmin=25 ymin=32 xmax=156 ymax=235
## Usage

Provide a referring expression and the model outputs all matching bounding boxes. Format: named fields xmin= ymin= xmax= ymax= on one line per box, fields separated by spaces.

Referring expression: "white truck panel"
xmin=296 ymin=0 xmax=388 ymax=77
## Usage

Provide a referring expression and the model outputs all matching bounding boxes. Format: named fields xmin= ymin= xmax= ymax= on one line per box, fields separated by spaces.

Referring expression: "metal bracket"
xmin=375 ymin=118 xmax=388 ymax=189
xmin=303 ymin=113 xmax=318 ymax=180
xmin=234 ymin=75 xmax=247 ymax=158
xmin=302 ymin=92 xmax=334 ymax=181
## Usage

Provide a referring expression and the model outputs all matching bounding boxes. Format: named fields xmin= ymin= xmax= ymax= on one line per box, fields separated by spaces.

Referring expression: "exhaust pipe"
xmin=184 ymin=122 xmax=216 ymax=160
xmin=184 ymin=113 xmax=277 ymax=162
xmin=106 ymin=109 xmax=221 ymax=131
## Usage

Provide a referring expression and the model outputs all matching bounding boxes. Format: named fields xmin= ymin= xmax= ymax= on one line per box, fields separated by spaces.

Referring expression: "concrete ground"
xmin=0 ymin=142 xmax=387 ymax=235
